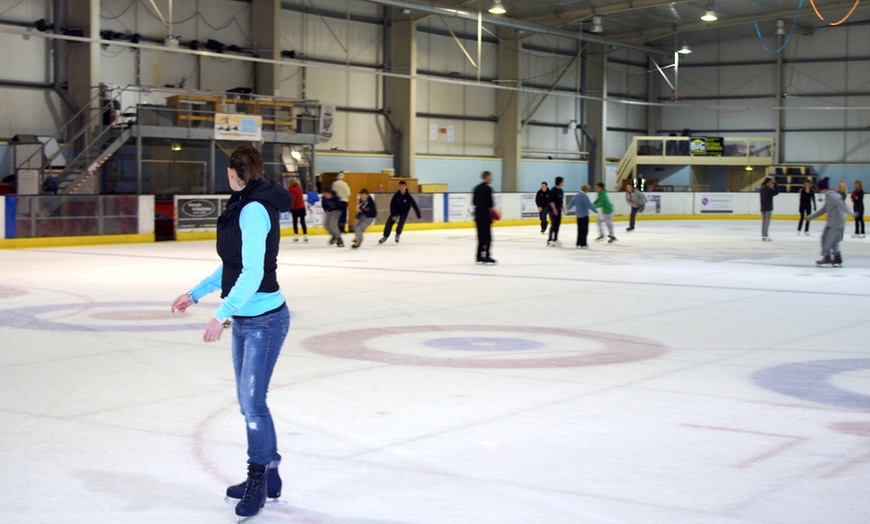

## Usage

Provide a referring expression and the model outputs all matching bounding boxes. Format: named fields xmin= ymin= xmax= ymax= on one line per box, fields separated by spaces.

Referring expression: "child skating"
xmin=593 ymin=182 xmax=616 ymax=243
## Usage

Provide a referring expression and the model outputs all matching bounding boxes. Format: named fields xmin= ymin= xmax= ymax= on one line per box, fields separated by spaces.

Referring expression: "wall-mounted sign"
xmin=177 ymin=197 xmax=226 ymax=229
xmin=705 ymin=136 xmax=724 ymax=156
xmin=689 ymin=138 xmax=707 ymax=156
xmin=214 ymin=113 xmax=262 ymax=141
xmin=319 ymin=105 xmax=335 ymax=140
xmin=690 ymin=136 xmax=724 ymax=156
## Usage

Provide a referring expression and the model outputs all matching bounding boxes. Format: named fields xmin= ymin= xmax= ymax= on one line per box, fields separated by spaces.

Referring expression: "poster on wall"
xmin=319 ymin=105 xmax=335 ymax=140
xmin=214 ymin=114 xmax=262 ymax=141
xmin=697 ymin=193 xmax=734 ymax=214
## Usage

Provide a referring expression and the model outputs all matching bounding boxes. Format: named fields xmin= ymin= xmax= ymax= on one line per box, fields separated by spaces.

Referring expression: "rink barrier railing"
xmin=0 ymin=192 xmax=843 ymax=248
xmin=1 ymin=195 xmax=154 ymax=248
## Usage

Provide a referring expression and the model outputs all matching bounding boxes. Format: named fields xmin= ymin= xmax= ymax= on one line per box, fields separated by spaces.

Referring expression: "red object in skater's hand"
xmin=490 ymin=209 xmax=500 ymax=221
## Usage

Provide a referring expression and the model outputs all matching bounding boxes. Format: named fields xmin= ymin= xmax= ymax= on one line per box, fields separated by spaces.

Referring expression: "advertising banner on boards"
xmin=176 ymin=197 xmax=226 ymax=230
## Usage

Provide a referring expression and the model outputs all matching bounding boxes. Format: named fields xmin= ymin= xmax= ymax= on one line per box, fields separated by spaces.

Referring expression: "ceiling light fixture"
xmin=677 ymin=44 xmax=692 ymax=54
xmin=775 ymin=19 xmax=787 ymax=36
xmin=700 ymin=2 xmax=718 ymax=22
xmin=488 ymin=0 xmax=506 ymax=15
xmin=590 ymin=16 xmax=603 ymax=34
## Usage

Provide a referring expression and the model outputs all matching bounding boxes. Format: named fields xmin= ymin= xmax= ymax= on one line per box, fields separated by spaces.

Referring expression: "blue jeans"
xmin=539 ymin=209 xmax=548 ymax=231
xmin=231 ymin=304 xmax=290 ymax=467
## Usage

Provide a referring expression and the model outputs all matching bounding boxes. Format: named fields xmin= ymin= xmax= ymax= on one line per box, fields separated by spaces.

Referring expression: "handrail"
xmin=19 ymin=84 xmax=136 ymax=176
xmin=16 ymin=84 xmax=321 ymax=194
xmin=15 ymin=90 xmax=100 ymax=172
xmin=616 ymin=135 xmax=776 ymax=189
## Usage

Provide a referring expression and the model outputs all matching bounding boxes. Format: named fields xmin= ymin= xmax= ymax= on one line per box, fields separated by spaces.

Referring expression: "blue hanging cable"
xmin=755 ymin=0 xmax=805 ymax=54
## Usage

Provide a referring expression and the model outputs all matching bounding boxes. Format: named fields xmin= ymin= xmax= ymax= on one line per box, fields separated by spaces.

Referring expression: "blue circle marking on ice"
xmin=752 ymin=358 xmax=870 ymax=410
xmin=425 ymin=336 xmax=543 ymax=352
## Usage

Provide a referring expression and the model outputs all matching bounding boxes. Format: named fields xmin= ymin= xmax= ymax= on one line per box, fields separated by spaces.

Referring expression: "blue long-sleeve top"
xmin=569 ymin=192 xmax=597 ymax=217
xmin=188 ymin=201 xmax=285 ymax=321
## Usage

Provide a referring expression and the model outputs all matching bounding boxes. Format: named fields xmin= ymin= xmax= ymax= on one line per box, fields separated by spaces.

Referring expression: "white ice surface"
xmin=1 ymin=220 xmax=869 ymax=523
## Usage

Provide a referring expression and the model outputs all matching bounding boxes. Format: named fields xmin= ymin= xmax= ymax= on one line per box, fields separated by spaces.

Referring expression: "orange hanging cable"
xmin=809 ymin=0 xmax=861 ymax=26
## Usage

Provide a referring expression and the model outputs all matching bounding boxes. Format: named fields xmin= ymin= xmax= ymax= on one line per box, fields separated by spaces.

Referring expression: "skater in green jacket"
xmin=593 ymin=182 xmax=617 ymax=243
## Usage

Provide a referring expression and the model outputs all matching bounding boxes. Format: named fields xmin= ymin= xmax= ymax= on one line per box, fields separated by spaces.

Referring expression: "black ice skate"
xmin=235 ymin=463 xmax=269 ymax=521
xmin=816 ymin=255 xmax=832 ymax=266
xmin=226 ymin=466 xmax=282 ymax=502
xmin=832 ymin=252 xmax=843 ymax=267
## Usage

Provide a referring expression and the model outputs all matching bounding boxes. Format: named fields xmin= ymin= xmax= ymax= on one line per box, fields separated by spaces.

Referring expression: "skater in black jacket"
xmin=760 ymin=177 xmax=779 ymax=241
xmin=535 ymin=181 xmax=549 ymax=234
xmin=379 ymin=180 xmax=421 ymax=243
xmin=797 ymin=179 xmax=816 ymax=236
xmin=473 ymin=171 xmax=496 ymax=264
xmin=352 ymin=189 xmax=378 ymax=248
xmin=851 ymin=180 xmax=865 ymax=238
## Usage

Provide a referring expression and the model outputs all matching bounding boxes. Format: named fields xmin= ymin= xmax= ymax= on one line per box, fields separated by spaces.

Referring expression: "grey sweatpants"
xmin=354 ymin=216 xmax=375 ymax=243
xmin=324 ymin=210 xmax=342 ymax=239
xmin=820 ymin=226 xmax=844 ymax=256
xmin=597 ymin=212 xmax=614 ymax=236
xmin=761 ymin=211 xmax=772 ymax=237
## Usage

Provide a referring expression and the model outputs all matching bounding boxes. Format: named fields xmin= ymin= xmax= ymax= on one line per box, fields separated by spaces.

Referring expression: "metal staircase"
xmin=16 ymin=86 xmax=133 ymax=195
xmin=56 ymin=126 xmax=131 ymax=194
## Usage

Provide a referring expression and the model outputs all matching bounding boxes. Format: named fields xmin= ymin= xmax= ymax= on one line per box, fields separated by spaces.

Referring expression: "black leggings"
xmin=856 ymin=209 xmax=865 ymax=235
xmin=291 ymin=208 xmax=307 ymax=235
xmin=576 ymin=216 xmax=589 ymax=247
xmin=797 ymin=208 xmax=812 ymax=232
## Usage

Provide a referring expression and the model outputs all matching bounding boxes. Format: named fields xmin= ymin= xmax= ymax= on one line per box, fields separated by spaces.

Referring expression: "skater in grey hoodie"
xmin=807 ymin=179 xmax=854 ymax=266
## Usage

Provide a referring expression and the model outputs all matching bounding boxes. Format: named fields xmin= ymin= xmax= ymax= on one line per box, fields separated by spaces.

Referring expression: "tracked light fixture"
xmin=488 ymin=0 xmax=506 ymax=15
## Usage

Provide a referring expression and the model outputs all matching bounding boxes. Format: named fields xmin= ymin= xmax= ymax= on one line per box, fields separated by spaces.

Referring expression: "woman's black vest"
xmin=216 ymin=181 xmax=282 ymax=298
